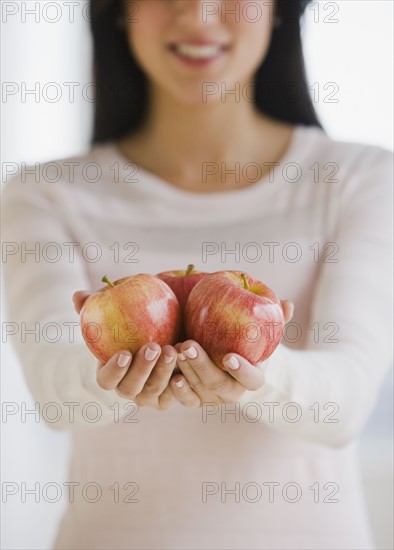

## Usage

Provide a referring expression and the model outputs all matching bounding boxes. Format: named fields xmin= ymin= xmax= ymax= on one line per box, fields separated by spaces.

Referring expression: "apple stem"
xmin=186 ymin=264 xmax=195 ymax=276
xmin=241 ymin=273 xmax=250 ymax=291
xmin=101 ymin=275 xmax=115 ymax=288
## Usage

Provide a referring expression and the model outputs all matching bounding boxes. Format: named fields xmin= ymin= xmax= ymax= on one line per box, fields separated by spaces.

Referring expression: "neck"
xmin=142 ymin=84 xmax=265 ymax=165
xmin=119 ymin=82 xmax=293 ymax=191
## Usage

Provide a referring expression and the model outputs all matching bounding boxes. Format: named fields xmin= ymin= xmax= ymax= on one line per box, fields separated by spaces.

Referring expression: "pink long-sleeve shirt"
xmin=3 ymin=125 xmax=393 ymax=549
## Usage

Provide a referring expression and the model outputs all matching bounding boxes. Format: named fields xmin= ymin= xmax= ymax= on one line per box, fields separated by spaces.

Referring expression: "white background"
xmin=1 ymin=1 xmax=393 ymax=548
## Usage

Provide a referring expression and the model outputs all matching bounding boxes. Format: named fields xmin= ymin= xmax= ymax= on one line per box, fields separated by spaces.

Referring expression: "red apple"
xmin=80 ymin=274 xmax=181 ymax=363
xmin=185 ymin=271 xmax=284 ymax=367
xmin=156 ymin=264 xmax=208 ymax=311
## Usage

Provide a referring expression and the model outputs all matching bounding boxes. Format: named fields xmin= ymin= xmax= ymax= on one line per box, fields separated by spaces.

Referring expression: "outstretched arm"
xmin=170 ymin=148 xmax=393 ymax=448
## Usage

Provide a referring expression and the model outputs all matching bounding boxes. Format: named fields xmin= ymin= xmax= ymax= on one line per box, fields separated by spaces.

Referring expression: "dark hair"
xmin=90 ymin=0 xmax=321 ymax=144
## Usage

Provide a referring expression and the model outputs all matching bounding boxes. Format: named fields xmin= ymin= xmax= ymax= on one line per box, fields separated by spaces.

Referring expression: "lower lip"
xmin=169 ymin=47 xmax=228 ymax=67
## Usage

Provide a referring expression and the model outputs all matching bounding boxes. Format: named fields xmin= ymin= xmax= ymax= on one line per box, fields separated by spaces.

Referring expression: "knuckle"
xmin=136 ymin=360 xmax=155 ymax=374
xmin=133 ymin=395 xmax=145 ymax=407
xmin=143 ymin=381 xmax=161 ymax=395
xmin=245 ymin=375 xmax=265 ymax=392
xmin=134 ymin=393 xmax=156 ymax=407
xmin=189 ymin=380 xmax=205 ymax=394
xmin=190 ymin=358 xmax=208 ymax=372
xmin=155 ymin=360 xmax=174 ymax=373
xmin=135 ymin=395 xmax=155 ymax=408
xmin=248 ymin=380 xmax=264 ymax=391
xmin=97 ymin=377 xmax=113 ymax=391
xmin=207 ymin=380 xmax=229 ymax=394
xmin=157 ymin=397 xmax=173 ymax=411
xmin=116 ymin=387 xmax=135 ymax=401
xmin=183 ymin=396 xmax=201 ymax=408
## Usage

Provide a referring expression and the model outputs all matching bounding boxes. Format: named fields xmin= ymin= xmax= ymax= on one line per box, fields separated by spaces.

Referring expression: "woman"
xmin=3 ymin=0 xmax=392 ymax=548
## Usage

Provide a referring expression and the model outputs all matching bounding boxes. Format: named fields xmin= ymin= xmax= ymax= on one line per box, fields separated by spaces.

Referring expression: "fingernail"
xmin=175 ymin=379 xmax=184 ymax=388
xmin=145 ymin=347 xmax=159 ymax=361
xmin=184 ymin=346 xmax=198 ymax=359
xmin=118 ymin=353 xmax=131 ymax=368
xmin=178 ymin=352 xmax=186 ymax=361
xmin=163 ymin=353 xmax=174 ymax=364
xmin=224 ymin=356 xmax=240 ymax=370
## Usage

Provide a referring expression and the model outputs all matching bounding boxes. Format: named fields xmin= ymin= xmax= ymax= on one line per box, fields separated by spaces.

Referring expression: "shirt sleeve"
xmin=239 ymin=146 xmax=393 ymax=448
xmin=2 ymin=168 xmax=130 ymax=430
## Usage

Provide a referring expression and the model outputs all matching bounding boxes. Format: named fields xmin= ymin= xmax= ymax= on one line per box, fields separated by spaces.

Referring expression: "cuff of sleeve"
xmin=238 ymin=344 xmax=291 ymax=408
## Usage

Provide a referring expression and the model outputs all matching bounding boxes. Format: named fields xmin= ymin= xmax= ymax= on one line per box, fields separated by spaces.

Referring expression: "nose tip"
xmin=172 ymin=0 xmax=206 ymax=18
xmin=170 ymin=0 xmax=221 ymax=31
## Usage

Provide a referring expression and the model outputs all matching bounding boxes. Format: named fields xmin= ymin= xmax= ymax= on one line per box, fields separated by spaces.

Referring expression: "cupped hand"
xmin=73 ymin=291 xmax=178 ymax=410
xmin=170 ymin=299 xmax=294 ymax=408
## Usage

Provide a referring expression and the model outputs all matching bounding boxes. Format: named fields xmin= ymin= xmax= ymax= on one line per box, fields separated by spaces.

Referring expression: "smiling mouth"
xmin=169 ymin=43 xmax=230 ymax=60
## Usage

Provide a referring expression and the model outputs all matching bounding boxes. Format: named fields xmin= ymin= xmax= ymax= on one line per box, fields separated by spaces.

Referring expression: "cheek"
xmin=126 ymin=1 xmax=168 ymax=66
xmin=227 ymin=0 xmax=274 ymax=72
xmin=235 ymin=18 xmax=273 ymax=70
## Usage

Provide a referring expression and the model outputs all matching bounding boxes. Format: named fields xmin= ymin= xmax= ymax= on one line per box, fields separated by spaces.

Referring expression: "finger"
xmin=222 ymin=353 xmax=265 ymax=391
xmin=117 ymin=343 xmax=161 ymax=398
xmin=157 ymin=385 xmax=178 ymax=410
xmin=73 ymin=290 xmax=91 ymax=314
xmin=176 ymin=350 xmax=204 ymax=393
xmin=281 ymin=300 xmax=294 ymax=324
xmin=139 ymin=345 xmax=177 ymax=398
xmin=170 ymin=375 xmax=201 ymax=408
xmin=179 ymin=341 xmax=235 ymax=397
xmin=96 ymin=350 xmax=132 ymax=391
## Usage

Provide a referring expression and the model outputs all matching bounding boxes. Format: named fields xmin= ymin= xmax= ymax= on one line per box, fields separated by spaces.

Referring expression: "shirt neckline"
xmin=107 ymin=124 xmax=309 ymax=202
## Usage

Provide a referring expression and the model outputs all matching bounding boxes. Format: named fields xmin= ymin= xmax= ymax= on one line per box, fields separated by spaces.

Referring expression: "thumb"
xmin=280 ymin=300 xmax=294 ymax=324
xmin=72 ymin=290 xmax=91 ymax=314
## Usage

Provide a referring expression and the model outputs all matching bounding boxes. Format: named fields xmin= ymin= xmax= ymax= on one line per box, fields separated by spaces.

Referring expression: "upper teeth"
xmin=175 ymin=44 xmax=222 ymax=59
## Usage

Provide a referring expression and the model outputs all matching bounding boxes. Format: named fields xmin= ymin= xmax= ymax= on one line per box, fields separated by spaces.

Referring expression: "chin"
xmin=163 ymin=80 xmax=237 ymax=107
xmin=177 ymin=93 xmax=219 ymax=106
xmin=160 ymin=83 xmax=213 ymax=106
